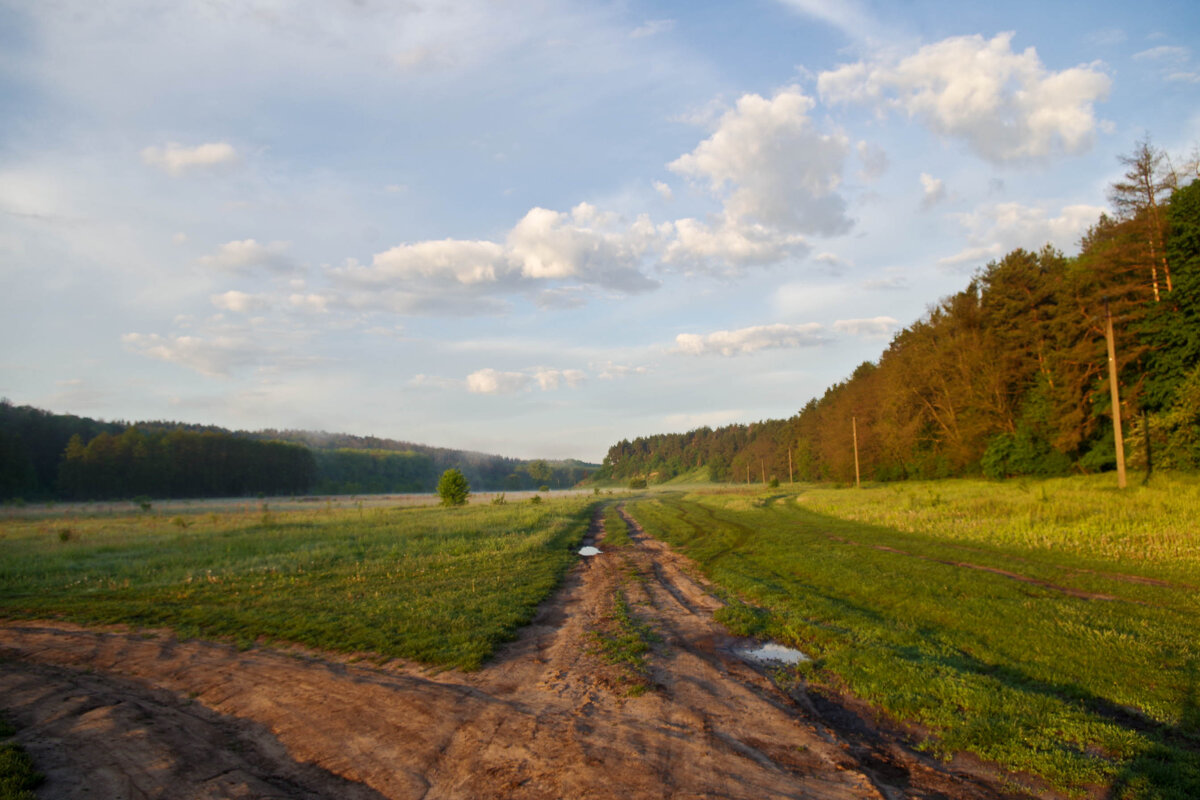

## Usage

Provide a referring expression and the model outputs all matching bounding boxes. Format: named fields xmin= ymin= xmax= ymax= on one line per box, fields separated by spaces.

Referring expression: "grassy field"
xmin=628 ymin=474 xmax=1200 ymax=799
xmin=0 ymin=497 xmax=596 ymax=670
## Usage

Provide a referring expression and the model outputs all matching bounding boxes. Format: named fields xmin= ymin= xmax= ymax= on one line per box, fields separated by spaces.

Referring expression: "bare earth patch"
xmin=1 ymin=507 xmax=1034 ymax=799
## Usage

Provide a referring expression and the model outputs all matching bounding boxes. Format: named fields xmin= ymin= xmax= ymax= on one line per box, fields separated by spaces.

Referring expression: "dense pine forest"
xmin=598 ymin=143 xmax=1200 ymax=485
xmin=0 ymin=404 xmax=596 ymax=501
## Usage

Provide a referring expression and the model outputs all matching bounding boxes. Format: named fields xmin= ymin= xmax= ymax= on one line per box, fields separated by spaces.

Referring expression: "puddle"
xmin=735 ymin=642 xmax=809 ymax=666
xmin=578 ymin=546 xmax=602 ymax=557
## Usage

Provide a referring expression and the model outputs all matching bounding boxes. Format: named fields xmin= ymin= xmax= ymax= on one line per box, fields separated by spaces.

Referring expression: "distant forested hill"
xmin=0 ymin=405 xmax=597 ymax=500
xmin=599 ymin=148 xmax=1200 ymax=485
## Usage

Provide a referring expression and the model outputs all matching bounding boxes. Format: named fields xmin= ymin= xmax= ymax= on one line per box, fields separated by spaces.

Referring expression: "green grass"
xmin=602 ymin=503 xmax=633 ymax=547
xmin=628 ymin=474 xmax=1200 ymax=799
xmin=0 ymin=720 xmax=42 ymax=800
xmin=0 ymin=498 xmax=597 ymax=670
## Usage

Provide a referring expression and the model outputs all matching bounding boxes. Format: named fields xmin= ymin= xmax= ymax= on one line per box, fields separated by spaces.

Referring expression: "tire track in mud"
xmin=0 ymin=504 xmax=1028 ymax=800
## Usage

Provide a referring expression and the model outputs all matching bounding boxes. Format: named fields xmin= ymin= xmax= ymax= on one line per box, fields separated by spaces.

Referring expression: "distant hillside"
xmin=0 ymin=403 xmax=597 ymax=500
xmin=599 ymin=152 xmax=1200 ymax=485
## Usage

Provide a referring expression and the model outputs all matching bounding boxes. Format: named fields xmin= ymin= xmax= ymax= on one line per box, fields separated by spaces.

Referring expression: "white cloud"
xmin=141 ymin=142 xmax=238 ymax=176
xmin=507 ymin=204 xmax=661 ymax=291
xmin=833 ymin=316 xmax=899 ymax=338
xmin=466 ymin=368 xmax=532 ymax=395
xmin=199 ymin=239 xmax=293 ymax=273
xmin=409 ymin=374 xmax=461 ymax=390
xmin=334 ymin=202 xmax=661 ymax=302
xmin=630 ymin=19 xmax=675 ymax=38
xmin=121 ymin=332 xmax=255 ymax=377
xmin=664 ymin=215 xmax=809 ymax=274
xmin=1168 ymin=72 xmax=1200 ymax=84
xmin=534 ymin=368 xmax=586 ymax=390
xmin=358 ymin=239 xmax=506 ymax=285
xmin=1133 ymin=45 xmax=1189 ymax=62
xmin=211 ymin=290 xmax=266 ymax=313
xmin=653 ymin=180 xmax=674 ymax=201
xmin=172 ymin=232 xmax=188 ymax=244
xmin=819 ymin=33 xmax=1111 ymax=163
xmin=920 ymin=172 xmax=946 ymax=207
xmin=674 ymin=323 xmax=825 ymax=356
xmin=668 ymin=87 xmax=852 ymax=236
xmin=663 ymin=409 xmax=747 ymax=430
xmin=940 ymin=202 xmax=1105 ymax=269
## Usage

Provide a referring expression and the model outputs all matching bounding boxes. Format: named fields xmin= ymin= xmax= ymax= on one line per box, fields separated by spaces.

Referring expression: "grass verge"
xmin=0 ymin=497 xmax=597 ymax=670
xmin=628 ymin=475 xmax=1200 ymax=799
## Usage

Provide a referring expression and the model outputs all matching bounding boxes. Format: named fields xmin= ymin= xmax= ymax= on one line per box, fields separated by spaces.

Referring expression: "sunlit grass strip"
xmin=0 ymin=499 xmax=597 ymax=670
xmin=628 ymin=483 xmax=1200 ymax=799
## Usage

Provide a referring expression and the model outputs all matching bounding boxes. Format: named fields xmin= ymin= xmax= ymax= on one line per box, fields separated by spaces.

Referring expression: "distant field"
xmin=628 ymin=474 xmax=1200 ymax=799
xmin=0 ymin=496 xmax=596 ymax=670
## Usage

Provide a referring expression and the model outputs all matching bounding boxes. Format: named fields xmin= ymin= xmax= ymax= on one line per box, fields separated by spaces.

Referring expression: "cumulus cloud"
xmin=141 ymin=142 xmax=238 ymax=176
xmin=466 ymin=366 xmax=587 ymax=394
xmin=674 ymin=323 xmax=825 ymax=356
xmin=668 ymin=87 xmax=852 ymax=236
xmin=121 ymin=332 xmax=256 ymax=377
xmin=354 ymin=239 xmax=506 ymax=285
xmin=199 ymin=239 xmax=293 ymax=272
xmin=210 ymin=290 xmax=266 ymax=313
xmin=939 ymin=202 xmax=1105 ymax=269
xmin=664 ymin=215 xmax=809 ymax=274
xmin=920 ymin=173 xmax=946 ymax=207
xmin=653 ymin=180 xmax=674 ymax=201
xmin=833 ymin=316 xmax=899 ymax=338
xmin=507 ymin=204 xmax=662 ymax=291
xmin=818 ymin=33 xmax=1111 ymax=163
xmin=333 ymin=202 xmax=661 ymax=302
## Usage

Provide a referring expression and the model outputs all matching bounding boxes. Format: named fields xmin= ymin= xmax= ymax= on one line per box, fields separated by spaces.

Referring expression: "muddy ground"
xmin=0 ymin=506 xmax=1039 ymax=800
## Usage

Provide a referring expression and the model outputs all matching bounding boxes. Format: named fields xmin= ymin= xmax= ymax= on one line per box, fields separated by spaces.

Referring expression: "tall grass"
xmin=0 ymin=498 xmax=596 ymax=670
xmin=629 ymin=476 xmax=1200 ymax=799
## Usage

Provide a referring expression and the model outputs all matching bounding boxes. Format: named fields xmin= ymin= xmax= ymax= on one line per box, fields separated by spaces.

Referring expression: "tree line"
xmin=0 ymin=402 xmax=598 ymax=500
xmin=598 ymin=140 xmax=1200 ymax=485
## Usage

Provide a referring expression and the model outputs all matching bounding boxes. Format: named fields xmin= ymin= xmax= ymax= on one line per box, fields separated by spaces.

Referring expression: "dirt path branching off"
xmin=1 ymin=505 xmax=1033 ymax=800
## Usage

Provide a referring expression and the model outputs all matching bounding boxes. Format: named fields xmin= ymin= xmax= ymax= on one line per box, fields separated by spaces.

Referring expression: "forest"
xmin=598 ymin=142 xmax=1200 ymax=485
xmin=0 ymin=404 xmax=597 ymax=501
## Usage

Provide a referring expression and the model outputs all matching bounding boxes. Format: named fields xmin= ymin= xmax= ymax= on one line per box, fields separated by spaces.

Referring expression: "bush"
xmin=529 ymin=495 xmax=542 ymax=505
xmin=628 ymin=478 xmax=647 ymax=490
xmin=437 ymin=468 xmax=470 ymax=507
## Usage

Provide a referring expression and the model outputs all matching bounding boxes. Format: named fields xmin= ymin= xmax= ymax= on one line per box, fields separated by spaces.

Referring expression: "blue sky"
xmin=2 ymin=0 xmax=1198 ymax=461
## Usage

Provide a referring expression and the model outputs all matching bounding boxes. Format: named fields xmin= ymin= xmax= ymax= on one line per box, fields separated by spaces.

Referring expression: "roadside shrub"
xmin=491 ymin=493 xmax=507 ymax=505
xmin=628 ymin=478 xmax=647 ymax=490
xmin=529 ymin=495 xmax=542 ymax=505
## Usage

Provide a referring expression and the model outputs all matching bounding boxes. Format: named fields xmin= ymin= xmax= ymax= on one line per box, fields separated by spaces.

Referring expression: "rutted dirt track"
xmin=1 ymin=507 xmax=1028 ymax=800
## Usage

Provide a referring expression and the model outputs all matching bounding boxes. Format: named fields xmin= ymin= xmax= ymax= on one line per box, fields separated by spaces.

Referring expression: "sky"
xmin=2 ymin=0 xmax=1199 ymax=462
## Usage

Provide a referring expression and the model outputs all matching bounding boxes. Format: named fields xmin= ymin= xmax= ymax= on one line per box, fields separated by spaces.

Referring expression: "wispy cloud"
xmin=141 ymin=142 xmax=238 ymax=177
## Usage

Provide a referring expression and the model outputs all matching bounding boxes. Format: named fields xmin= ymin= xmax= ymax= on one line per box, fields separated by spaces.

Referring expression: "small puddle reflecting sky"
xmin=578 ymin=546 xmax=602 ymax=556
xmin=736 ymin=642 xmax=809 ymax=665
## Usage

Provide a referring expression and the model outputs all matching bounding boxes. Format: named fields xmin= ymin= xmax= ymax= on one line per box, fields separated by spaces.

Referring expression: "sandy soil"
xmin=0 ymin=505 xmax=1035 ymax=800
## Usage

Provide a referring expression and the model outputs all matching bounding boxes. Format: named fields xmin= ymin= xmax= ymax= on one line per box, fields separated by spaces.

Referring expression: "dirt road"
xmin=0 ymin=506 xmax=1028 ymax=799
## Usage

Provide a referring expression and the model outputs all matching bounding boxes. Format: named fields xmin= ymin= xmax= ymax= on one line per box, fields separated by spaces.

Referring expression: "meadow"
xmin=0 ymin=496 xmax=596 ymax=670
xmin=627 ymin=473 xmax=1200 ymax=799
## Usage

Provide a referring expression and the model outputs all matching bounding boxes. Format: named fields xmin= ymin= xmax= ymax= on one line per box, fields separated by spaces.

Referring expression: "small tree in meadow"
xmin=437 ymin=468 xmax=470 ymax=507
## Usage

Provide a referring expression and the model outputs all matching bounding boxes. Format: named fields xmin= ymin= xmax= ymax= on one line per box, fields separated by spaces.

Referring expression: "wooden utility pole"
xmin=852 ymin=416 xmax=861 ymax=488
xmin=788 ymin=448 xmax=794 ymax=484
xmin=746 ymin=464 xmax=750 ymax=485
xmin=761 ymin=459 xmax=766 ymax=485
xmin=1105 ymin=303 xmax=1127 ymax=489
